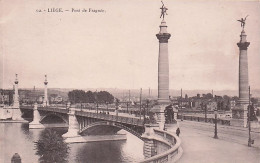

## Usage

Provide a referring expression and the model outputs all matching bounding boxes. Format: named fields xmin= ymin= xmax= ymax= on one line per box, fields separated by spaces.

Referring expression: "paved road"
xmin=177 ymin=120 xmax=260 ymax=163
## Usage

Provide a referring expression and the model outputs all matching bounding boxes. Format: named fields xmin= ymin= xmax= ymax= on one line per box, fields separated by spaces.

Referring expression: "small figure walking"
xmin=176 ymin=127 xmax=180 ymax=137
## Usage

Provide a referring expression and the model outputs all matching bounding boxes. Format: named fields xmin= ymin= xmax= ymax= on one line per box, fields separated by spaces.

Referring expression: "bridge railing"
xmin=72 ymin=104 xmax=148 ymax=118
xmin=75 ymin=110 xmax=144 ymax=126
xmin=178 ymin=114 xmax=231 ymax=126
xmin=141 ymin=129 xmax=182 ymax=163
xmin=38 ymin=106 xmax=69 ymax=114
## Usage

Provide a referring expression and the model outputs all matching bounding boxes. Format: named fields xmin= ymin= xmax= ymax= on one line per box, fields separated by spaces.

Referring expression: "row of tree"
xmin=68 ymin=90 xmax=115 ymax=104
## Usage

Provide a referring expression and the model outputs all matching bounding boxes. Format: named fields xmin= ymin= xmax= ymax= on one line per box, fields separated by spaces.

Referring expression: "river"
xmin=0 ymin=123 xmax=144 ymax=163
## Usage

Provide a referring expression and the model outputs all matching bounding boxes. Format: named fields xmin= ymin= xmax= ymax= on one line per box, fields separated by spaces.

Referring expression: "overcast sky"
xmin=0 ymin=0 xmax=259 ymax=91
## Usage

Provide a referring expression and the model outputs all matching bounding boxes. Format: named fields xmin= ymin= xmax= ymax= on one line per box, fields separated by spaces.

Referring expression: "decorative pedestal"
xmin=152 ymin=105 xmax=167 ymax=130
xmin=142 ymin=124 xmax=160 ymax=158
xmin=231 ymin=105 xmax=248 ymax=127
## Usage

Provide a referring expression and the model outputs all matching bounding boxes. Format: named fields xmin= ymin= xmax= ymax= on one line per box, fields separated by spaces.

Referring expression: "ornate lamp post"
xmin=248 ymin=86 xmax=252 ymax=147
xmin=214 ymin=108 xmax=218 ymax=139
xmin=139 ymin=88 xmax=142 ymax=120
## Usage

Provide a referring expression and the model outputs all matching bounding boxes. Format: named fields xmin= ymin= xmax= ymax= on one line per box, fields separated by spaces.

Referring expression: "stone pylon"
xmin=12 ymin=74 xmax=23 ymax=121
xmin=13 ymin=74 xmax=19 ymax=108
xmin=156 ymin=20 xmax=171 ymax=104
xmin=231 ymin=29 xmax=250 ymax=127
xmin=43 ymin=75 xmax=49 ymax=106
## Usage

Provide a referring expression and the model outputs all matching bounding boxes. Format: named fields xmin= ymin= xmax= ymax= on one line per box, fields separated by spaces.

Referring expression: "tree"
xmin=96 ymin=91 xmax=114 ymax=104
xmin=251 ymin=98 xmax=258 ymax=106
xmin=68 ymin=90 xmax=86 ymax=103
xmin=68 ymin=90 xmax=115 ymax=104
xmin=85 ymin=91 xmax=95 ymax=103
xmin=204 ymin=93 xmax=213 ymax=99
xmin=225 ymin=99 xmax=230 ymax=111
xmin=35 ymin=129 xmax=70 ymax=163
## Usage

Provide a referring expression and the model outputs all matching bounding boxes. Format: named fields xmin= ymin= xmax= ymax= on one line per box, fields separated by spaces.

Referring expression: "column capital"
xmin=156 ymin=33 xmax=171 ymax=43
xmin=237 ymin=42 xmax=250 ymax=50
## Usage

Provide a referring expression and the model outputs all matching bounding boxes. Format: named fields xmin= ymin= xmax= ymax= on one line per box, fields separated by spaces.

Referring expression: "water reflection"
xmin=0 ymin=123 xmax=144 ymax=163
xmin=20 ymin=123 xmax=34 ymax=141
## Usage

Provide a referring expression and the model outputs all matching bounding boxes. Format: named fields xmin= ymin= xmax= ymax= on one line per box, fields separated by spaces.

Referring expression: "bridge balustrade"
xmin=179 ymin=114 xmax=231 ymax=126
xmin=141 ymin=129 xmax=182 ymax=163
xmin=74 ymin=110 xmax=144 ymax=127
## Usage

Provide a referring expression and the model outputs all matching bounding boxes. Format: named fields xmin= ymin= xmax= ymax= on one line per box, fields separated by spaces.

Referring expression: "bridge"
xmin=18 ymin=103 xmax=182 ymax=162
xmin=20 ymin=104 xmax=145 ymax=139
xmin=4 ymin=73 xmax=183 ymax=162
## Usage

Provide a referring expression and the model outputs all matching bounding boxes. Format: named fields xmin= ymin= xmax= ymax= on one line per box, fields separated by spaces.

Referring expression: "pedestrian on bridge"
xmin=176 ymin=127 xmax=180 ymax=137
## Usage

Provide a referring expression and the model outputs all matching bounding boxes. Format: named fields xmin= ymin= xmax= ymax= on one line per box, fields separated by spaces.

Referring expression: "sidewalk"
xmin=177 ymin=121 xmax=260 ymax=163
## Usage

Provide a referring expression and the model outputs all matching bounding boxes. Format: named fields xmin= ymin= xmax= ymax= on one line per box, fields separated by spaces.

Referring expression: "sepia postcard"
xmin=0 ymin=0 xmax=260 ymax=163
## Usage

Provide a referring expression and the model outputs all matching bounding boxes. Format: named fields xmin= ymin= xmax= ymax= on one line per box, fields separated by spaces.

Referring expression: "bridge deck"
xmin=21 ymin=105 xmax=144 ymax=127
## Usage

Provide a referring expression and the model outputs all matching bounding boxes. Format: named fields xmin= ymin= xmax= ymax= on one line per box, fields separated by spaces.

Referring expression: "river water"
xmin=0 ymin=123 xmax=144 ymax=163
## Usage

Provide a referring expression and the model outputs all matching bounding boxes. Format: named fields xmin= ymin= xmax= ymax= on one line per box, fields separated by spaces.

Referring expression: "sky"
xmin=0 ymin=0 xmax=260 ymax=91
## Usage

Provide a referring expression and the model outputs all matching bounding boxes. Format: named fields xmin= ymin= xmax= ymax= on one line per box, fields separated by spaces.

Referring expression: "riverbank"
xmin=0 ymin=119 xmax=29 ymax=123
xmin=65 ymin=134 xmax=127 ymax=143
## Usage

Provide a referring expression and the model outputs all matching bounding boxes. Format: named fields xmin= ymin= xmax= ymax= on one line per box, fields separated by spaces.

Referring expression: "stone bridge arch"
xmin=39 ymin=112 xmax=68 ymax=124
xmin=79 ymin=121 xmax=144 ymax=140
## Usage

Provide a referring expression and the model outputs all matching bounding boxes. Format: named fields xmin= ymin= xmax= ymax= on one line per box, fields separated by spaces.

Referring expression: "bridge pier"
xmin=12 ymin=108 xmax=24 ymax=121
xmin=29 ymin=103 xmax=45 ymax=129
xmin=62 ymin=107 xmax=80 ymax=141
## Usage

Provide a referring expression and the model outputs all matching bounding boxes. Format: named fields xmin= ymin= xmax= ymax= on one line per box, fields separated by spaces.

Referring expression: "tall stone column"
xmin=156 ymin=20 xmax=171 ymax=104
xmin=29 ymin=103 xmax=44 ymax=129
xmin=43 ymin=75 xmax=49 ymax=106
xmin=231 ymin=29 xmax=250 ymax=127
xmin=237 ymin=30 xmax=250 ymax=105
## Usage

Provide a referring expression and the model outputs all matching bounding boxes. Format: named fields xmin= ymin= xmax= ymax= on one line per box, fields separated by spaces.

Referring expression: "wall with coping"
xmin=141 ymin=127 xmax=182 ymax=163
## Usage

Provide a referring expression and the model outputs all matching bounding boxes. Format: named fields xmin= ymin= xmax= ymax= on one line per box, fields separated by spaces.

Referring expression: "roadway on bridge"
xmin=177 ymin=120 xmax=260 ymax=163
xmin=75 ymin=107 xmax=145 ymax=120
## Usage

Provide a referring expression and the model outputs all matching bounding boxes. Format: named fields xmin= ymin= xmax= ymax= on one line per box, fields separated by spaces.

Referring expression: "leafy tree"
xmin=35 ymin=129 xmax=70 ymax=163
xmin=85 ymin=91 xmax=95 ymax=103
xmin=225 ymin=99 xmax=230 ymax=111
xmin=251 ymin=98 xmax=258 ymax=106
xmin=68 ymin=90 xmax=86 ymax=103
xmin=96 ymin=91 xmax=114 ymax=104
xmin=204 ymin=93 xmax=213 ymax=99
xmin=68 ymin=90 xmax=114 ymax=104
